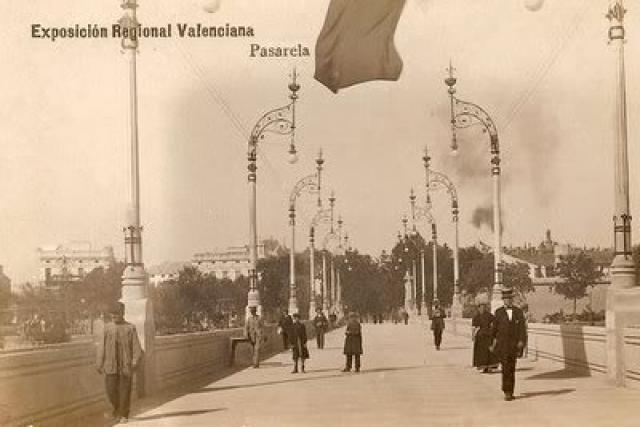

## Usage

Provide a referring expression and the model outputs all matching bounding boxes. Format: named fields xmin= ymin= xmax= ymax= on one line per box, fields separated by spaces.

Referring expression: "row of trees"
xmin=5 ymin=239 xmax=622 ymax=342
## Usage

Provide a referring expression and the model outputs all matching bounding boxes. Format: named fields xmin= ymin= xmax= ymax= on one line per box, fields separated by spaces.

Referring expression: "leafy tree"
xmin=503 ymin=262 xmax=534 ymax=301
xmin=556 ymin=253 xmax=603 ymax=319
xmin=341 ymin=251 xmax=385 ymax=316
xmin=459 ymin=249 xmax=493 ymax=298
xmin=71 ymin=262 xmax=124 ymax=317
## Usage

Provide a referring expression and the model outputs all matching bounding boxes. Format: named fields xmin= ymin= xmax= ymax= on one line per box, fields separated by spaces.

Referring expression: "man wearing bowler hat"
xmin=491 ymin=288 xmax=527 ymax=401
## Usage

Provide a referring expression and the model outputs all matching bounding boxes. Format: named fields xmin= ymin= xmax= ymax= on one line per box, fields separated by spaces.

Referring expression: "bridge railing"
xmin=449 ymin=317 xmax=640 ymax=391
xmin=0 ymin=321 xmax=319 ymax=427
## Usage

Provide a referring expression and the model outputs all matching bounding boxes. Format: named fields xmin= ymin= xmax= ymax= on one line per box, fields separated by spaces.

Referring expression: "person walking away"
xmin=491 ymin=288 xmax=527 ymax=401
xmin=401 ymin=308 xmax=409 ymax=325
xmin=472 ymin=302 xmax=499 ymax=372
xmin=245 ymin=306 xmax=264 ymax=368
xmin=313 ymin=309 xmax=329 ymax=349
xmin=342 ymin=312 xmax=363 ymax=372
xmin=289 ymin=313 xmax=309 ymax=373
xmin=277 ymin=311 xmax=293 ymax=350
xmin=430 ymin=300 xmax=446 ymax=350
xmin=96 ymin=302 xmax=142 ymax=424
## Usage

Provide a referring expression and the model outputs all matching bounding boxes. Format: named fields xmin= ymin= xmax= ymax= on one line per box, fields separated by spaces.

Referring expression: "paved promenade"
xmin=120 ymin=322 xmax=638 ymax=427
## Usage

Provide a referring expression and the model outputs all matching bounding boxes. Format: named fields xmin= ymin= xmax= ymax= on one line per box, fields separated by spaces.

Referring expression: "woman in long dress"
xmin=472 ymin=303 xmax=499 ymax=372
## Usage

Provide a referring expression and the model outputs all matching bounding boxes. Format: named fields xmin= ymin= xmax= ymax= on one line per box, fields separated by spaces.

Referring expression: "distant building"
xmin=148 ymin=261 xmax=190 ymax=287
xmin=192 ymin=243 xmax=273 ymax=281
xmin=37 ymin=242 xmax=115 ymax=288
xmin=504 ymin=229 xmax=612 ymax=285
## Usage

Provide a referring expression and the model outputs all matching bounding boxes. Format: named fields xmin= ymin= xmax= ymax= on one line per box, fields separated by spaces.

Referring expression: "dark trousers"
xmin=316 ymin=331 xmax=325 ymax=349
xmin=500 ymin=355 xmax=517 ymax=394
xmin=346 ymin=354 xmax=361 ymax=370
xmin=105 ymin=374 xmax=133 ymax=418
xmin=282 ymin=333 xmax=290 ymax=349
xmin=433 ymin=329 xmax=443 ymax=348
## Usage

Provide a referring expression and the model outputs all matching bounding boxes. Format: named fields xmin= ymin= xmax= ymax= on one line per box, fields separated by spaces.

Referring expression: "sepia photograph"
xmin=1 ymin=0 xmax=640 ymax=425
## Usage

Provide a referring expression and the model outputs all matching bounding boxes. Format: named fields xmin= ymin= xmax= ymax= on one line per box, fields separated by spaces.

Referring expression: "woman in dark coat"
xmin=289 ymin=313 xmax=309 ymax=373
xmin=342 ymin=312 xmax=363 ymax=372
xmin=472 ymin=303 xmax=499 ymax=372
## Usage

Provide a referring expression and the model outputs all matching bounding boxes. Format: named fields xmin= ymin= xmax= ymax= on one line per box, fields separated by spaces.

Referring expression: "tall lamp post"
xmin=411 ymin=191 xmax=437 ymax=313
xmin=247 ymin=71 xmax=300 ymax=315
xmin=445 ymin=63 xmax=503 ymax=313
xmin=309 ymin=195 xmax=335 ymax=317
xmin=288 ymin=151 xmax=324 ymax=315
xmin=605 ymin=0 xmax=639 ymax=385
xmin=423 ymin=146 xmax=461 ymax=317
xmin=118 ymin=0 xmax=155 ymax=395
xmin=400 ymin=215 xmax=419 ymax=314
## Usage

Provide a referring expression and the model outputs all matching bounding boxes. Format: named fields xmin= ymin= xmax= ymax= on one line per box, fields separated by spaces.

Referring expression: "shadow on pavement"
xmin=517 ymin=388 xmax=575 ymax=399
xmin=259 ymin=361 xmax=289 ymax=368
xmin=525 ymin=369 xmax=591 ymax=380
xmin=132 ymin=408 xmax=227 ymax=422
xmin=192 ymin=366 xmax=424 ymax=393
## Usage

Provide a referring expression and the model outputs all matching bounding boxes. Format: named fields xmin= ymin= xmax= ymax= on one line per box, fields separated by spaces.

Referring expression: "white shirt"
xmin=506 ymin=308 xmax=513 ymax=321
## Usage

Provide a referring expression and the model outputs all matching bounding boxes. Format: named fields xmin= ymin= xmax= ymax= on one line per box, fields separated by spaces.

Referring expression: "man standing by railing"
xmin=245 ymin=306 xmax=264 ymax=368
xmin=96 ymin=302 xmax=142 ymax=424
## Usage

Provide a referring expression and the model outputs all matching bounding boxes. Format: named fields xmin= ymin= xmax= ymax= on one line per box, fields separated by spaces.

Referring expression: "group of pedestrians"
xmin=471 ymin=289 xmax=528 ymax=401
xmin=275 ymin=308 xmax=363 ymax=374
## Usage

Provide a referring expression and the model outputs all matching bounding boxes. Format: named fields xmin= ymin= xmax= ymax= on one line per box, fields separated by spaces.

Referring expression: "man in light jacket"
xmin=245 ymin=306 xmax=264 ymax=368
xmin=96 ymin=302 xmax=142 ymax=423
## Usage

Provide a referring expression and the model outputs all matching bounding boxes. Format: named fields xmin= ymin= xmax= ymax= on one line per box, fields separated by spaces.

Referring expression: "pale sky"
xmin=1 ymin=0 xmax=639 ymax=284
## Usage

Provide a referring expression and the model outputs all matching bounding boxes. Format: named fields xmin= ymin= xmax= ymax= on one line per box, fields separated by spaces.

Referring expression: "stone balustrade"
xmin=449 ymin=317 xmax=640 ymax=390
xmin=0 ymin=322 xmax=315 ymax=427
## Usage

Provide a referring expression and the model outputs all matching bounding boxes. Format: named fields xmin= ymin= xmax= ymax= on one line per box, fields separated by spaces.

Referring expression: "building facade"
xmin=148 ymin=262 xmax=190 ymax=287
xmin=192 ymin=244 xmax=267 ymax=281
xmin=37 ymin=243 xmax=115 ymax=288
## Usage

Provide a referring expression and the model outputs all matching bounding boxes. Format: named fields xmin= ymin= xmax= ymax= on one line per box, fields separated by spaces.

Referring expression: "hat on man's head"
xmin=292 ymin=312 xmax=301 ymax=319
xmin=501 ymin=287 xmax=514 ymax=299
xmin=109 ymin=302 xmax=125 ymax=315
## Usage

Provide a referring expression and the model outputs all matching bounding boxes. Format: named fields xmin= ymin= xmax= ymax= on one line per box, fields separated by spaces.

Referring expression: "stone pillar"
xmin=605 ymin=0 xmax=640 ymax=386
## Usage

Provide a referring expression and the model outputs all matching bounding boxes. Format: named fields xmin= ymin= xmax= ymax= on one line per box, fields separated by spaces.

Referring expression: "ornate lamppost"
xmin=309 ymin=197 xmax=335 ymax=317
xmin=445 ymin=63 xmax=503 ymax=313
xmin=423 ymin=146 xmax=461 ymax=317
xmin=247 ymin=71 xmax=300 ymax=315
xmin=118 ymin=0 xmax=155 ymax=395
xmin=400 ymin=215 xmax=419 ymax=314
xmin=605 ymin=0 xmax=639 ymax=385
xmin=287 ymin=151 xmax=324 ymax=315
xmin=410 ymin=190 xmax=437 ymax=314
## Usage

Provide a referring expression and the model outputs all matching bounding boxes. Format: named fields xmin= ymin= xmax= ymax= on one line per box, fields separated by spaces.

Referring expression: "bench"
xmin=229 ymin=337 xmax=252 ymax=366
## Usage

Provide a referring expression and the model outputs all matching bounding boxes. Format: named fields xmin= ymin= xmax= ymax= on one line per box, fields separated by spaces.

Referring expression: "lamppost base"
xmin=606 ymin=286 xmax=640 ymax=386
xmin=490 ymin=285 xmax=503 ymax=314
xmin=121 ymin=267 xmax=155 ymax=396
xmin=308 ymin=300 xmax=317 ymax=320
xmin=288 ymin=299 xmax=299 ymax=317
xmin=246 ymin=288 xmax=262 ymax=317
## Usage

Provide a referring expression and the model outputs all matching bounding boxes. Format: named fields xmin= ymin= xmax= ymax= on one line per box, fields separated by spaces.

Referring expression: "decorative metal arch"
xmin=289 ymin=173 xmax=319 ymax=208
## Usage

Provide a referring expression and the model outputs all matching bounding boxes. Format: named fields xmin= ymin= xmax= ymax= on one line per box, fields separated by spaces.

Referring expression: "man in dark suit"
xmin=491 ymin=288 xmax=527 ymax=401
xmin=430 ymin=299 xmax=446 ymax=350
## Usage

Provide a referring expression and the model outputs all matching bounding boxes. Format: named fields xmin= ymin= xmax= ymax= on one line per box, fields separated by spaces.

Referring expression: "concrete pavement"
xmin=117 ymin=321 xmax=639 ymax=427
